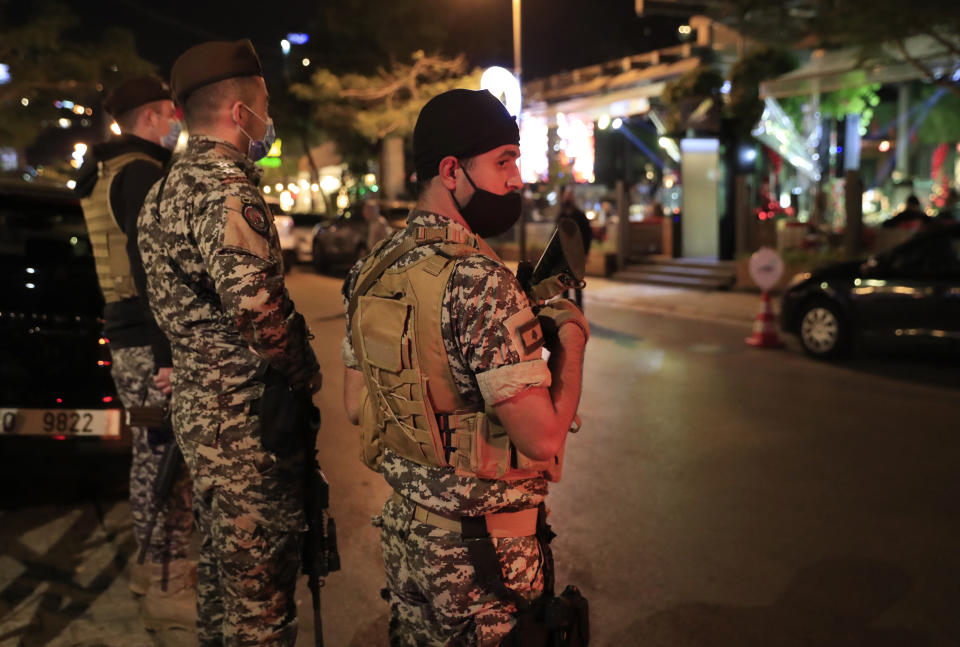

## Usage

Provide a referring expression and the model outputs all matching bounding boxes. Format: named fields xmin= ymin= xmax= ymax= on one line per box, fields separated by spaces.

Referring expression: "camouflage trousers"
xmin=109 ymin=346 xmax=193 ymax=564
xmin=376 ymin=494 xmax=545 ymax=647
xmin=172 ymin=395 xmax=306 ymax=647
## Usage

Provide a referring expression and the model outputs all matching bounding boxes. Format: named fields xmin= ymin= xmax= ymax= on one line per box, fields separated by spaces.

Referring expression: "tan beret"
xmin=103 ymin=76 xmax=172 ymax=118
xmin=170 ymin=39 xmax=263 ymax=104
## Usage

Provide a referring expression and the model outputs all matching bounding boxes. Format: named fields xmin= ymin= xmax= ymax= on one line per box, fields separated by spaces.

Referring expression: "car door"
xmin=928 ymin=227 xmax=960 ymax=338
xmin=853 ymin=233 xmax=945 ymax=336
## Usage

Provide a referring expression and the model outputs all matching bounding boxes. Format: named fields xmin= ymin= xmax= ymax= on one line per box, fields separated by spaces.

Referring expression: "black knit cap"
xmin=170 ymin=39 xmax=262 ymax=104
xmin=413 ymin=89 xmax=519 ymax=181
xmin=103 ymin=76 xmax=172 ymax=118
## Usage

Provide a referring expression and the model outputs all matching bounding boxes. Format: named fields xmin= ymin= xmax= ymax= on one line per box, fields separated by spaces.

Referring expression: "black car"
xmin=0 ymin=180 xmax=130 ymax=471
xmin=311 ymin=199 xmax=412 ymax=272
xmin=781 ymin=223 xmax=960 ymax=358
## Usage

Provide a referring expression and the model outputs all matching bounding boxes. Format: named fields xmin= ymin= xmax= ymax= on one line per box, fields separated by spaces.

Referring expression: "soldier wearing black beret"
xmin=75 ymin=75 xmax=197 ymax=632
xmin=137 ymin=40 xmax=322 ymax=646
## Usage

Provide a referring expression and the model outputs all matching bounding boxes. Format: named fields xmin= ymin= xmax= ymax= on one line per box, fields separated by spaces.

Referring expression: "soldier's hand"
xmin=153 ymin=367 xmax=173 ymax=396
xmin=537 ymin=298 xmax=589 ymax=351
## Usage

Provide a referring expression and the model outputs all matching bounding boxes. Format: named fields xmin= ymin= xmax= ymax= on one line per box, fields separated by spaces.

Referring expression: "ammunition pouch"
xmin=252 ymin=364 xmax=320 ymax=454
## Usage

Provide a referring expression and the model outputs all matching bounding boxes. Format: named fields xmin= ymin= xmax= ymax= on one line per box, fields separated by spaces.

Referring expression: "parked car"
xmin=781 ymin=223 xmax=960 ymax=358
xmin=0 ymin=180 xmax=131 ymax=471
xmin=267 ymin=191 xmax=336 ymax=271
xmin=289 ymin=212 xmax=331 ymax=263
xmin=311 ymin=199 xmax=413 ymax=272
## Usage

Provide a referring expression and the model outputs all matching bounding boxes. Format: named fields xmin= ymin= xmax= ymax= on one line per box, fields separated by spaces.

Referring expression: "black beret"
xmin=414 ymin=89 xmax=520 ymax=181
xmin=103 ymin=76 xmax=172 ymax=118
xmin=170 ymin=39 xmax=262 ymax=104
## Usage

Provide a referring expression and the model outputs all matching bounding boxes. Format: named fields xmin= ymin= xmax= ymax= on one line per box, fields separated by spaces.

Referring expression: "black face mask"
xmin=451 ymin=166 xmax=522 ymax=238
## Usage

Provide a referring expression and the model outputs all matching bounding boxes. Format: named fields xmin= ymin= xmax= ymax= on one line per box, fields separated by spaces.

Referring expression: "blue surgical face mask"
xmin=161 ymin=119 xmax=181 ymax=151
xmin=237 ymin=104 xmax=276 ymax=161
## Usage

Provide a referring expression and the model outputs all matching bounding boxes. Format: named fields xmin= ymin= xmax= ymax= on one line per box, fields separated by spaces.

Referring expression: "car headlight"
xmin=786 ymin=271 xmax=812 ymax=289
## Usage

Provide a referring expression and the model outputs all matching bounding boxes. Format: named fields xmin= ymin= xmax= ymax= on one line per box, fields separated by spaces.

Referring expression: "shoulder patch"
xmin=503 ymin=307 xmax=545 ymax=360
xmin=240 ymin=199 xmax=271 ymax=237
xmin=222 ymin=195 xmax=273 ymax=261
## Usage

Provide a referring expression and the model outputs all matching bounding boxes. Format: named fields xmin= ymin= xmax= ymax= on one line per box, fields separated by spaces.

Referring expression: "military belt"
xmin=391 ymin=493 xmax=538 ymax=538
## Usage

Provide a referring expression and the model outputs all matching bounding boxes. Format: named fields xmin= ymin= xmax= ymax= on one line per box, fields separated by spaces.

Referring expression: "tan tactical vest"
xmin=349 ymin=225 xmax=561 ymax=482
xmin=80 ymin=151 xmax=161 ymax=303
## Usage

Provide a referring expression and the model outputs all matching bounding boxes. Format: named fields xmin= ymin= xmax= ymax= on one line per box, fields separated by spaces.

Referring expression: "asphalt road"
xmin=1 ymin=267 xmax=957 ymax=647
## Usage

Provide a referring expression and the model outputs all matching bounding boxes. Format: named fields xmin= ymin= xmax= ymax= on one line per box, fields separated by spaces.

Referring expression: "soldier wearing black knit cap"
xmin=341 ymin=89 xmax=589 ymax=646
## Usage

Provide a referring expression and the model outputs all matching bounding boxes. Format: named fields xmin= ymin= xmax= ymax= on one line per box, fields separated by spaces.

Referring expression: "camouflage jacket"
xmin=138 ymin=135 xmax=320 ymax=407
xmin=342 ymin=210 xmax=549 ymax=516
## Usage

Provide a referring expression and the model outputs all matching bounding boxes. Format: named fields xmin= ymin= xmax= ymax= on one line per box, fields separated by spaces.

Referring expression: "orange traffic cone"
xmin=745 ymin=291 xmax=784 ymax=348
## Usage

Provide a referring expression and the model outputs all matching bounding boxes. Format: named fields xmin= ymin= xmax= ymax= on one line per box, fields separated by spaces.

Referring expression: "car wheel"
xmin=798 ymin=299 xmax=849 ymax=359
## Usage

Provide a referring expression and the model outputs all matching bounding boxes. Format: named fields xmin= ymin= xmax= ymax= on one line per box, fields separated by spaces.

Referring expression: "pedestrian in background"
xmin=138 ymin=40 xmax=322 ymax=646
xmin=362 ymin=198 xmax=390 ymax=251
xmin=882 ymin=195 xmax=931 ymax=229
xmin=342 ymin=89 xmax=588 ymax=646
xmin=557 ymin=185 xmax=592 ymax=309
xmin=74 ymin=75 xmax=196 ymax=632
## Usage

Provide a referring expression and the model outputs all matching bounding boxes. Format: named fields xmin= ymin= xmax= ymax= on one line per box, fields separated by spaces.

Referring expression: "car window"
xmin=0 ymin=200 xmax=93 ymax=264
xmin=0 ymin=194 xmax=103 ymax=317
xmin=888 ymin=229 xmax=960 ymax=277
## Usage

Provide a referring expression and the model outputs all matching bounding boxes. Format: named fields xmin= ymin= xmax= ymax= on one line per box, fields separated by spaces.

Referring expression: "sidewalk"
xmin=583 ymin=277 xmax=765 ymax=327
xmin=502 ymin=262 xmax=766 ymax=327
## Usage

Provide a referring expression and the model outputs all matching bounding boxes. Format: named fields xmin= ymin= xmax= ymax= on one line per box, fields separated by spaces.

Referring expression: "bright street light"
xmin=481 ymin=66 xmax=521 ymax=117
xmin=280 ymin=39 xmax=291 ymax=55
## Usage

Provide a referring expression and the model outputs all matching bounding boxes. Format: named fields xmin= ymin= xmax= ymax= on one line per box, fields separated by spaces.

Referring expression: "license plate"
xmin=0 ymin=408 xmax=122 ymax=437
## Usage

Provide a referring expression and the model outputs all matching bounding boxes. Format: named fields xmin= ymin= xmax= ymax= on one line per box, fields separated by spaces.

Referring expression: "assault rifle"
xmin=516 ymin=217 xmax=587 ymax=304
xmin=301 ymin=404 xmax=340 ymax=647
xmin=254 ymin=365 xmax=340 ymax=647
xmin=126 ymin=406 xmax=182 ymax=585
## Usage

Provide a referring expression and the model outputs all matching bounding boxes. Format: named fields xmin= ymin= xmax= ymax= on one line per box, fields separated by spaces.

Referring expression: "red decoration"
xmin=930 ymin=143 xmax=949 ymax=207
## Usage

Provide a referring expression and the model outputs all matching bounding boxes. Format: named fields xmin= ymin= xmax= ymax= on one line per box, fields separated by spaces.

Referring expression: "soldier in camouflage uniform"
xmin=74 ymin=76 xmax=196 ymax=630
xmin=137 ymin=40 xmax=322 ymax=647
xmin=342 ymin=89 xmax=589 ymax=646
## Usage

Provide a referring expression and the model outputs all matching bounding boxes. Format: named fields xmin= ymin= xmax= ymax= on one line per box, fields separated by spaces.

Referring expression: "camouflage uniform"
xmin=343 ymin=210 xmax=550 ymax=646
xmin=138 ymin=134 xmax=321 ymax=646
xmin=110 ymin=345 xmax=193 ymax=563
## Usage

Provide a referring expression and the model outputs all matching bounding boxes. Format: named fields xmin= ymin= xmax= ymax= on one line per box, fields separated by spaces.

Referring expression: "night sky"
xmin=79 ymin=0 xmax=688 ymax=83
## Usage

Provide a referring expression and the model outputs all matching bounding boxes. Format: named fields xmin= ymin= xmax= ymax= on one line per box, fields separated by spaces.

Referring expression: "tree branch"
xmin=894 ymin=38 xmax=960 ymax=99
xmin=339 ymin=54 xmax=465 ymax=102
xmin=0 ymin=79 xmax=80 ymax=104
xmin=376 ymin=120 xmax=401 ymax=139
xmin=923 ymin=28 xmax=960 ymax=59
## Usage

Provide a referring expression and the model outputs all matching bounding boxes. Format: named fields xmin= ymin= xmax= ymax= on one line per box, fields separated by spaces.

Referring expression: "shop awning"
xmin=759 ymin=35 xmax=960 ymax=99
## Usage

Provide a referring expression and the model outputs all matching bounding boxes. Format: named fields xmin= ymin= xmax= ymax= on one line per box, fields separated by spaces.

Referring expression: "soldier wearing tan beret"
xmin=138 ymin=40 xmax=322 ymax=646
